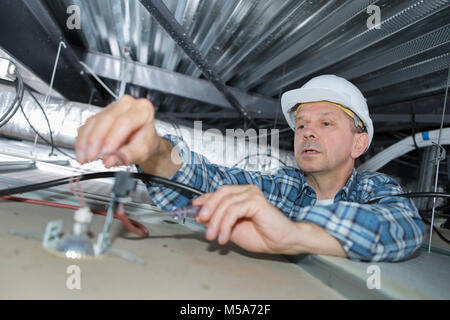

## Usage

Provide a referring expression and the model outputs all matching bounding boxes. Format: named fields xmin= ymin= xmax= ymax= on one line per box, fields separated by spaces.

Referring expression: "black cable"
xmin=19 ymin=101 xmax=75 ymax=159
xmin=365 ymin=192 xmax=450 ymax=204
xmin=18 ymin=86 xmax=75 ymax=160
xmin=1 ymin=64 xmax=74 ymax=159
xmin=2 ymin=172 xmax=449 ymax=243
xmin=422 ymin=216 xmax=450 ymax=244
xmin=24 ymin=85 xmax=55 ymax=156
xmin=0 ymin=171 xmax=204 ymax=197
xmin=420 ymin=202 xmax=450 ymax=214
xmin=0 ymin=68 xmax=23 ymax=128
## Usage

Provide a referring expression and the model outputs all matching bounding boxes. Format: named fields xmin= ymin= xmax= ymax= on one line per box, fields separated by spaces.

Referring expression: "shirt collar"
xmin=338 ymin=168 xmax=357 ymax=200
xmin=298 ymin=168 xmax=357 ymax=200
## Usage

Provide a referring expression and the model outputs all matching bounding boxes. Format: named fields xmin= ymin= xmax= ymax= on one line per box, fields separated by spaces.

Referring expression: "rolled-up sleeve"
xmin=137 ymin=135 xmax=303 ymax=212
xmin=136 ymin=135 xmax=281 ymax=210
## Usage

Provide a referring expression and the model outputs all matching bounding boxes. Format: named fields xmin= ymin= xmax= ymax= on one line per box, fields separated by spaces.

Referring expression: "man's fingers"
xmin=196 ymin=186 xmax=236 ymax=223
xmin=76 ymin=97 xmax=132 ymax=163
xmin=192 ymin=193 xmax=211 ymax=206
xmin=102 ymin=154 xmax=122 ymax=168
xmin=204 ymin=191 xmax=248 ymax=241
xmin=75 ymin=95 xmax=154 ymax=164
xmin=80 ymin=113 xmax=119 ymax=163
xmin=100 ymin=112 xmax=150 ymax=157
xmin=217 ymin=201 xmax=250 ymax=244
xmin=116 ymin=121 xmax=159 ymax=165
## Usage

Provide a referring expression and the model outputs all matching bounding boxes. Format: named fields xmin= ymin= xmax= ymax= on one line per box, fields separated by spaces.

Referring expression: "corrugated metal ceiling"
xmin=41 ymin=0 xmax=450 ymax=137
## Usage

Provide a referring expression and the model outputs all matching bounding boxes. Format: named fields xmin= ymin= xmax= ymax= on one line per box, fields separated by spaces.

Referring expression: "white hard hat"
xmin=281 ymin=74 xmax=373 ymax=151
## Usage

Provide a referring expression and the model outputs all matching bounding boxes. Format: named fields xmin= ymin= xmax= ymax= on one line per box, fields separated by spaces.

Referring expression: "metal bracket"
xmin=431 ymin=142 xmax=446 ymax=165
xmin=0 ymin=57 xmax=16 ymax=82
xmin=42 ymin=219 xmax=63 ymax=250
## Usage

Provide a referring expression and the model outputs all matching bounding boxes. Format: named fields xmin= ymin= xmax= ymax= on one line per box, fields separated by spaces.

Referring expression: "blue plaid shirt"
xmin=138 ymin=135 xmax=425 ymax=262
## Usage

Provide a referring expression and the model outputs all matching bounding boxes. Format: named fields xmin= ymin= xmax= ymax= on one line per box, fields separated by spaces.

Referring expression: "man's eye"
xmin=323 ymin=122 xmax=331 ymax=126
xmin=297 ymin=124 xmax=305 ymax=130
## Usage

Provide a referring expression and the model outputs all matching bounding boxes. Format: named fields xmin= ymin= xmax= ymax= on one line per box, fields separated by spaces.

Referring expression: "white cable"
xmin=357 ymin=128 xmax=450 ymax=172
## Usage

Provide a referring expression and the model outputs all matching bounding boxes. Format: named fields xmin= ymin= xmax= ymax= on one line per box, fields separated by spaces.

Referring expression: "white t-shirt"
xmin=315 ymin=199 xmax=334 ymax=206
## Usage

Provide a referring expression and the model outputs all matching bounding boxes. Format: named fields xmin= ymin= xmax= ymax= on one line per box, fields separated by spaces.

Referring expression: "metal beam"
xmin=138 ymin=0 xmax=253 ymax=125
xmin=367 ymin=75 xmax=449 ymax=107
xmin=0 ymin=0 xmax=98 ymax=103
xmin=371 ymin=113 xmax=450 ymax=123
xmin=157 ymin=111 xmax=285 ymax=121
xmin=83 ymin=51 xmax=279 ymax=116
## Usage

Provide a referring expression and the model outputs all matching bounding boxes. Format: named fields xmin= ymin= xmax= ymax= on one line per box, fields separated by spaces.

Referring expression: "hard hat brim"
xmin=281 ymin=87 xmax=354 ymax=130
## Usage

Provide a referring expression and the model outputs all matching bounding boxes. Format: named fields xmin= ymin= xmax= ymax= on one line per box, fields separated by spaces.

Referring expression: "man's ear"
xmin=351 ymin=133 xmax=369 ymax=159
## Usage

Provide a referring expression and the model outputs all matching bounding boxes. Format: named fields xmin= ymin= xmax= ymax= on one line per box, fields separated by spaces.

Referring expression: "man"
xmin=75 ymin=74 xmax=425 ymax=262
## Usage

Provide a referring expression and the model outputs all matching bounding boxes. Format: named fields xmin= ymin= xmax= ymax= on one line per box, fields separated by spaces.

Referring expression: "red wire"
xmin=69 ymin=175 xmax=86 ymax=207
xmin=116 ymin=203 xmax=149 ymax=237
xmin=0 ymin=195 xmax=149 ymax=238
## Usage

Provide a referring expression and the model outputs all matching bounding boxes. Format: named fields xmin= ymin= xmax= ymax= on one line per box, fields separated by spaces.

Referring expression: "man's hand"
xmin=193 ymin=185 xmax=348 ymax=257
xmin=193 ymin=185 xmax=301 ymax=254
xmin=75 ymin=95 xmax=181 ymax=178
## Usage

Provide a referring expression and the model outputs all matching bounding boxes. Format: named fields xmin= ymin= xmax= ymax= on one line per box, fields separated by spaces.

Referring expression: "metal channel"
xmin=139 ymin=0 xmax=253 ymax=125
xmin=83 ymin=51 xmax=278 ymax=115
xmin=339 ymin=24 xmax=450 ymax=80
xmin=235 ymin=0 xmax=378 ymax=90
xmin=259 ymin=0 xmax=450 ymax=95
xmin=359 ymin=52 xmax=450 ymax=92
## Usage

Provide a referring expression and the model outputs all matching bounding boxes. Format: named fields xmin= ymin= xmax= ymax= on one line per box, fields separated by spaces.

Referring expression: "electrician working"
xmin=75 ymin=74 xmax=425 ymax=262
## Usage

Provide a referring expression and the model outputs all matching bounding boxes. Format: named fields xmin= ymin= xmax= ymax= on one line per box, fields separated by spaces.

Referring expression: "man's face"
xmin=293 ymin=102 xmax=365 ymax=175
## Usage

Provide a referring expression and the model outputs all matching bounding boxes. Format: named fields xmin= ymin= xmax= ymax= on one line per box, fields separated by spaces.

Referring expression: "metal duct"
xmin=0 ymin=83 xmax=296 ymax=172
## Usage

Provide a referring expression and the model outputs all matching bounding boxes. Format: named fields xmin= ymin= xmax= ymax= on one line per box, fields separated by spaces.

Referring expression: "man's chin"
xmin=296 ymin=163 xmax=325 ymax=174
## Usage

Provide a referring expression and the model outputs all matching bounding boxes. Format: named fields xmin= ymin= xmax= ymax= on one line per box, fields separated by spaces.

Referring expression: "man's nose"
xmin=302 ymin=126 xmax=318 ymax=140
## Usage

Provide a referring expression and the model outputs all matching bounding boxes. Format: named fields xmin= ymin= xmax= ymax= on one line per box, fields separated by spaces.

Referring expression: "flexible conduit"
xmin=357 ymin=128 xmax=450 ymax=172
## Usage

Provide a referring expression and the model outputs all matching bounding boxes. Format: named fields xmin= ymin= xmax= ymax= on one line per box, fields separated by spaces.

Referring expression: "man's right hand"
xmin=75 ymin=95 xmax=181 ymax=177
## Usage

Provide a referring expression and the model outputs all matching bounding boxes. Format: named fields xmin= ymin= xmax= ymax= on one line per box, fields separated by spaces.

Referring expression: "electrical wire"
xmin=421 ymin=216 xmax=450 ymax=244
xmin=0 ymin=195 xmax=148 ymax=237
xmin=0 ymin=67 xmax=24 ymax=128
xmin=69 ymin=175 xmax=87 ymax=207
xmin=20 ymin=85 xmax=76 ymax=159
xmin=2 ymin=173 xmax=448 ymax=204
xmin=365 ymin=191 xmax=450 ymax=204
xmin=1 ymin=64 xmax=75 ymax=159
xmin=66 ymin=168 xmax=148 ymax=238
xmin=0 ymin=171 xmax=203 ymax=236
xmin=420 ymin=202 xmax=450 ymax=214
xmin=115 ymin=203 xmax=149 ymax=237
xmin=0 ymin=171 xmax=204 ymax=197
xmin=2 ymin=173 xmax=449 ymax=241
xmin=1 ymin=61 xmax=74 ymax=159
xmin=24 ymin=85 xmax=55 ymax=156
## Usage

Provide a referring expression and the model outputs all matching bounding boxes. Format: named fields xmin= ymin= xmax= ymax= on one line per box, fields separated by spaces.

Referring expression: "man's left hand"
xmin=193 ymin=185 xmax=299 ymax=254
